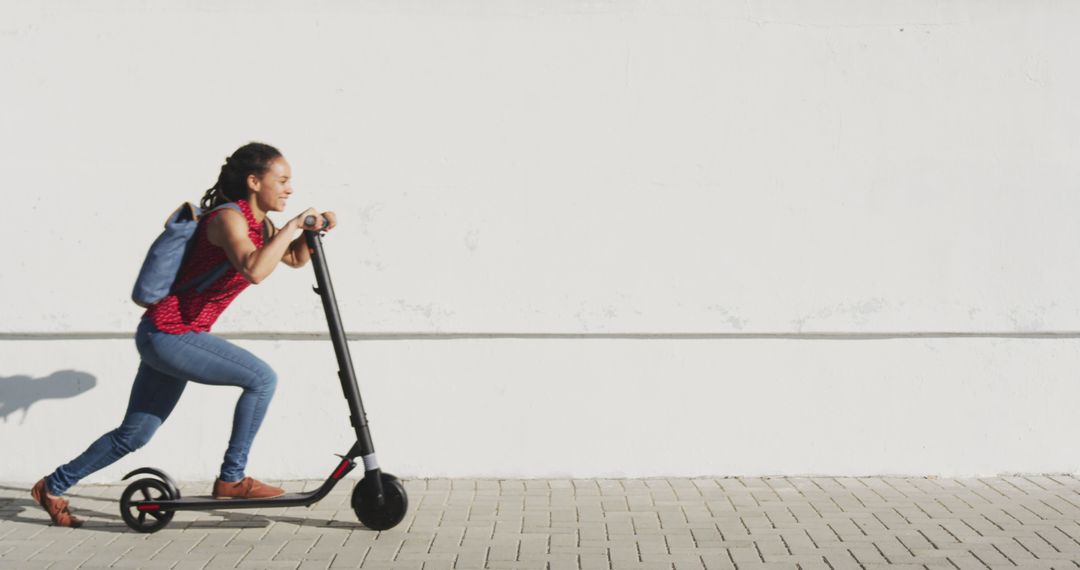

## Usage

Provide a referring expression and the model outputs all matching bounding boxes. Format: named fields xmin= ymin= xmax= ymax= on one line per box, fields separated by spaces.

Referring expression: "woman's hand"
xmin=281 ymin=209 xmax=336 ymax=269
xmin=291 ymin=208 xmax=337 ymax=231
xmin=320 ymin=211 xmax=337 ymax=231
xmin=291 ymin=207 xmax=322 ymax=231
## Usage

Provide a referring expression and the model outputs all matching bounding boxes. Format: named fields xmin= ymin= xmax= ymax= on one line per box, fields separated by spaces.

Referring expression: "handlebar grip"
xmin=303 ymin=215 xmax=331 ymax=230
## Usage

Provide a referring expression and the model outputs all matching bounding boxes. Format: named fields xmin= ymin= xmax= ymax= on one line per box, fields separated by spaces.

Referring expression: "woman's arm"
xmin=207 ymin=207 xmax=319 ymax=284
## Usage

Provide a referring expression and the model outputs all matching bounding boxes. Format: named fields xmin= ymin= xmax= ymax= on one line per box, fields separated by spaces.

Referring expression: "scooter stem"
xmin=304 ymin=229 xmax=376 ymax=459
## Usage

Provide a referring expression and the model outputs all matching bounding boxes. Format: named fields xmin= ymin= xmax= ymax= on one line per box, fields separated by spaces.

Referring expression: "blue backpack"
xmin=131 ymin=202 xmax=241 ymax=308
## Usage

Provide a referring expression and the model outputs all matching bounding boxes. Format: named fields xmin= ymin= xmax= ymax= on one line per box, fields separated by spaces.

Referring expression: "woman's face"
xmin=248 ymin=157 xmax=293 ymax=213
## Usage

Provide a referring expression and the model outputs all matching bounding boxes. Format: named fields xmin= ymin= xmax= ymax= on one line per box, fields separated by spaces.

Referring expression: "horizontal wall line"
xmin=3 ymin=331 xmax=1080 ymax=341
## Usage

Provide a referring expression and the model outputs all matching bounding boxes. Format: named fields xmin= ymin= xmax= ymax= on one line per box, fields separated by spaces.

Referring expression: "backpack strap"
xmin=175 ymin=261 xmax=233 ymax=294
xmin=171 ymin=202 xmax=244 ymax=295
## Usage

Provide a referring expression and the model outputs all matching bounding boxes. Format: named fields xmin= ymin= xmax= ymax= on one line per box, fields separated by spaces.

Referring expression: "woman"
xmin=32 ymin=142 xmax=336 ymax=527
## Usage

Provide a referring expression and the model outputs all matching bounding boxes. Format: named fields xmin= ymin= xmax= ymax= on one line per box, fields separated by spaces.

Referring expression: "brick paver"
xmin=2 ymin=477 xmax=1080 ymax=569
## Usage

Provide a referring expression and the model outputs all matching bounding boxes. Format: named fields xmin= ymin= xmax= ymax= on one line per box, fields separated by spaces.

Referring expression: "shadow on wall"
xmin=0 ymin=371 xmax=97 ymax=424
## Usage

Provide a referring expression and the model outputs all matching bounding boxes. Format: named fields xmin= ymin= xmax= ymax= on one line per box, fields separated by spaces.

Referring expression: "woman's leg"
xmin=139 ymin=329 xmax=277 ymax=482
xmin=45 ymin=362 xmax=186 ymax=496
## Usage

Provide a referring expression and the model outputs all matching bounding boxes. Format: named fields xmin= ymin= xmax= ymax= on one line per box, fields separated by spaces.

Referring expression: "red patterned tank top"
xmin=145 ymin=199 xmax=264 ymax=334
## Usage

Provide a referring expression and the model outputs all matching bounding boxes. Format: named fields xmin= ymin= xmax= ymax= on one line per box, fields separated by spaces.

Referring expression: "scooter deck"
xmin=135 ymin=490 xmax=323 ymax=511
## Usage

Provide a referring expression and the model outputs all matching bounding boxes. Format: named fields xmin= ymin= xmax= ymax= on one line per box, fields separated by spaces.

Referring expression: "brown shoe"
xmin=31 ymin=479 xmax=83 ymax=528
xmin=212 ymin=477 xmax=285 ymax=499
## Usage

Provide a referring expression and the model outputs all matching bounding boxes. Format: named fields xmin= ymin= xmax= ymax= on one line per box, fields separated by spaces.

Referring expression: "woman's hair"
xmin=200 ymin=142 xmax=283 ymax=211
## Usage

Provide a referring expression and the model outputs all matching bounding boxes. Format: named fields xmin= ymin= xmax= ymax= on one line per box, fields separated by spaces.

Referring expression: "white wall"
xmin=2 ymin=1 xmax=1080 ymax=482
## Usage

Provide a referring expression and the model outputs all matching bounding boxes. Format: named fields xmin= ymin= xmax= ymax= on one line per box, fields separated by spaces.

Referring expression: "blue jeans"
xmin=45 ymin=317 xmax=278 ymax=496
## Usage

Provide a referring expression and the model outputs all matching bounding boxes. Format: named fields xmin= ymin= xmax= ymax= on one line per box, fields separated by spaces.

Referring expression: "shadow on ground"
xmin=0 ymin=371 xmax=97 ymax=424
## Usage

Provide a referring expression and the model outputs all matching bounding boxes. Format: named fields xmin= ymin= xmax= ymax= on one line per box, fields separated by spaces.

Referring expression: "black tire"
xmin=351 ymin=472 xmax=408 ymax=531
xmin=119 ymin=478 xmax=175 ymax=533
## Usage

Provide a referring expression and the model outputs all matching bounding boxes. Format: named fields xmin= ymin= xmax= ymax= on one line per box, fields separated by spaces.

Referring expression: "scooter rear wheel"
xmin=352 ymin=473 xmax=408 ymax=530
xmin=119 ymin=478 xmax=175 ymax=533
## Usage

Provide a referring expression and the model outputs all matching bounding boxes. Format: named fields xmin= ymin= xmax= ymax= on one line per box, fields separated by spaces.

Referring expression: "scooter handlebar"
xmin=303 ymin=215 xmax=331 ymax=230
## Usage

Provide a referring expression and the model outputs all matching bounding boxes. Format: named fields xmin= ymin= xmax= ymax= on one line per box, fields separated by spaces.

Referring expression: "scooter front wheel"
xmin=352 ymin=473 xmax=408 ymax=530
xmin=119 ymin=478 xmax=175 ymax=533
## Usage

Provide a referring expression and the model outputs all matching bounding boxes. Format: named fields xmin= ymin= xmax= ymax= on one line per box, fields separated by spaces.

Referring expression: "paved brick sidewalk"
xmin=2 ymin=476 xmax=1080 ymax=569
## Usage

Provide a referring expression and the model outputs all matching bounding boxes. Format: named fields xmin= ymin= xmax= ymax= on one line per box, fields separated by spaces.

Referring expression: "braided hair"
xmin=200 ymin=142 xmax=283 ymax=211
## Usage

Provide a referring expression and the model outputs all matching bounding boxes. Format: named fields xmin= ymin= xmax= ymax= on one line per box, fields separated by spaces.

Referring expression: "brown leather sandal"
xmin=31 ymin=479 xmax=83 ymax=528
xmin=212 ymin=477 xmax=285 ymax=499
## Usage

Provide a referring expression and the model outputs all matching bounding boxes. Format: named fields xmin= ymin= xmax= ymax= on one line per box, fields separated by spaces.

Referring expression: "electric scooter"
xmin=118 ymin=217 xmax=408 ymax=533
